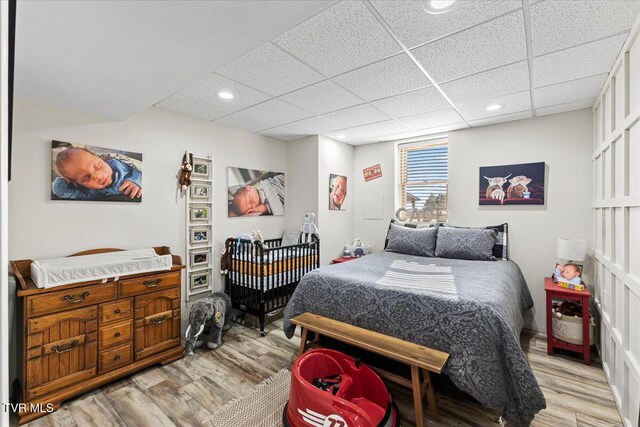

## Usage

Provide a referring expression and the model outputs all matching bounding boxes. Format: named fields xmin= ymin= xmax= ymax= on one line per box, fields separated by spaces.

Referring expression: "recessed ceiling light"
xmin=336 ymin=134 xmax=347 ymax=139
xmin=486 ymin=104 xmax=504 ymax=111
xmin=218 ymin=91 xmax=234 ymax=100
xmin=425 ymin=0 xmax=456 ymax=14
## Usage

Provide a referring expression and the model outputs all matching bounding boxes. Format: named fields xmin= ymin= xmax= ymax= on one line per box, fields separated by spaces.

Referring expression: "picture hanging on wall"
xmin=51 ymin=140 xmax=143 ymax=202
xmin=479 ymin=162 xmax=545 ymax=205
xmin=190 ymin=206 xmax=210 ymax=222
xmin=190 ymin=227 xmax=210 ymax=244
xmin=190 ymin=250 xmax=210 ymax=268
xmin=227 ymin=167 xmax=285 ymax=217
xmin=191 ymin=184 xmax=210 ymax=199
xmin=190 ymin=271 xmax=211 ymax=291
xmin=192 ymin=161 xmax=210 ymax=179
xmin=329 ymin=174 xmax=347 ymax=210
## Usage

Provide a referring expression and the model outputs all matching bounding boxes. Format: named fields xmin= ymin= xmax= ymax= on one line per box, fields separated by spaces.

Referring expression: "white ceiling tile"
xmin=371 ymin=0 xmax=521 ymax=49
xmin=325 ymin=120 xmax=411 ymax=142
xmin=283 ymin=116 xmax=343 ymax=134
xmin=370 ymin=87 xmax=450 ymax=118
xmin=456 ymin=90 xmax=532 ymax=121
xmin=536 ymin=99 xmax=595 ymax=117
xmin=397 ymin=108 xmax=465 ymax=131
xmin=440 ymin=61 xmax=530 ymax=105
xmin=155 ymin=94 xmax=232 ymax=121
xmin=322 ymin=104 xmax=391 ymax=129
xmin=376 ymin=123 xmax=470 ymax=143
xmin=178 ymin=73 xmax=270 ymax=111
xmin=279 ymin=80 xmax=363 ymax=114
xmin=535 ymin=74 xmax=607 ymax=108
xmin=273 ymin=1 xmax=401 ymax=77
xmin=214 ymin=112 xmax=274 ymax=132
xmin=411 ymin=10 xmax=527 ymax=83
xmin=533 ymin=33 xmax=627 ymax=88
xmin=216 ymin=43 xmax=324 ymax=96
xmin=333 ymin=54 xmax=431 ymax=101
xmin=259 ymin=126 xmax=307 ymax=141
xmin=530 ymin=1 xmax=640 ymax=56
xmin=240 ymin=98 xmax=313 ymax=126
xmin=468 ymin=110 xmax=532 ymax=127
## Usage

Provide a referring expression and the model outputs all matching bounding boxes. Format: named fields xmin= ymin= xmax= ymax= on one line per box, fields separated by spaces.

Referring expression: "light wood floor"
xmin=20 ymin=320 xmax=622 ymax=427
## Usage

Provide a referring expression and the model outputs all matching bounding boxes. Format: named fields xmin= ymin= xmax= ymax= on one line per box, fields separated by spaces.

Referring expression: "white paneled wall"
xmin=593 ymin=16 xmax=640 ymax=427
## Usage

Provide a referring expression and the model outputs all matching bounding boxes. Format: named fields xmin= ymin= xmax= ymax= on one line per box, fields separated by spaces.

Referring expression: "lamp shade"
xmin=557 ymin=238 xmax=587 ymax=262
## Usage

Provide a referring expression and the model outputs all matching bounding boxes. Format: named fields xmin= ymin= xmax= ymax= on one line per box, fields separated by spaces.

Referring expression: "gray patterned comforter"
xmin=283 ymin=252 xmax=546 ymax=426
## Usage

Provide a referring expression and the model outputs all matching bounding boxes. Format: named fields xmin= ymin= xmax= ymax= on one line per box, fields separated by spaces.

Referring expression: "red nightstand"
xmin=331 ymin=256 xmax=358 ymax=264
xmin=545 ymin=277 xmax=592 ymax=364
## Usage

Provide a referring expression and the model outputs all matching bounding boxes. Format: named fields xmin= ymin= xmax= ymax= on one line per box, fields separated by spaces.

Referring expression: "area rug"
xmin=206 ymin=369 xmax=291 ymax=427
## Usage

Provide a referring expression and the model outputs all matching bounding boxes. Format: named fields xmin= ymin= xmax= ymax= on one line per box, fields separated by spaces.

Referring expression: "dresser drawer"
xmin=99 ymin=342 xmax=133 ymax=374
xmin=99 ymin=299 xmax=132 ymax=325
xmin=119 ymin=271 xmax=180 ymax=298
xmin=99 ymin=319 xmax=132 ymax=349
xmin=27 ymin=283 xmax=118 ymax=318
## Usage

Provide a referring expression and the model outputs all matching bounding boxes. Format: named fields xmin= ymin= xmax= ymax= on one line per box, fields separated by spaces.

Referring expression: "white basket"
xmin=552 ymin=314 xmax=595 ymax=346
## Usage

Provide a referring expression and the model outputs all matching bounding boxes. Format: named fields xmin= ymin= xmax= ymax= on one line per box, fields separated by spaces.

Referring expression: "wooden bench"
xmin=290 ymin=313 xmax=449 ymax=427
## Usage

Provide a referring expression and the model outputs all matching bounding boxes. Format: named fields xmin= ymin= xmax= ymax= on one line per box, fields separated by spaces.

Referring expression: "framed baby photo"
xmin=190 ymin=206 xmax=209 ymax=222
xmin=51 ymin=140 xmax=143 ymax=203
xmin=192 ymin=161 xmax=210 ymax=179
xmin=191 ymin=184 xmax=210 ymax=200
xmin=190 ymin=227 xmax=210 ymax=245
xmin=190 ymin=271 xmax=211 ymax=290
xmin=553 ymin=262 xmax=583 ymax=285
xmin=227 ymin=166 xmax=285 ymax=217
xmin=190 ymin=250 xmax=210 ymax=268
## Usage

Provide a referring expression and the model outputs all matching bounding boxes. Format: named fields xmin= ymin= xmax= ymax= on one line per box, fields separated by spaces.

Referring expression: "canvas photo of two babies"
xmin=51 ymin=140 xmax=143 ymax=203
xmin=479 ymin=161 xmax=545 ymax=206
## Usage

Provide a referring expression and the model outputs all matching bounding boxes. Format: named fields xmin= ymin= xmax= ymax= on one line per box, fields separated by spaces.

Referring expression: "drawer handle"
xmin=114 ymin=309 xmax=121 ymax=314
xmin=52 ymin=340 xmax=79 ymax=354
xmin=114 ymin=355 xmax=121 ymax=361
xmin=115 ymin=332 xmax=121 ymax=337
xmin=143 ymin=279 xmax=162 ymax=288
xmin=150 ymin=315 xmax=168 ymax=325
xmin=64 ymin=292 xmax=89 ymax=304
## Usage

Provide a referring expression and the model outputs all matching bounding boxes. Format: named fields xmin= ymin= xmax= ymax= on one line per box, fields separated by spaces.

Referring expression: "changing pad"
xmin=31 ymin=248 xmax=173 ymax=289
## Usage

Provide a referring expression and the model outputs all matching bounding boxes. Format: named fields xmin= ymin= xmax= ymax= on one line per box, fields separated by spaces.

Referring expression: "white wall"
xmin=354 ymin=109 xmax=594 ymax=333
xmin=286 ymin=136 xmax=318 ymax=232
xmin=317 ymin=136 xmax=355 ymax=265
xmin=592 ymin=15 xmax=640 ymax=427
xmin=10 ymin=98 xmax=290 ymax=290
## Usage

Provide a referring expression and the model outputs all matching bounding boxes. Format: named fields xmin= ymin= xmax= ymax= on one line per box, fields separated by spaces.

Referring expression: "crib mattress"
xmin=230 ymin=267 xmax=308 ymax=290
xmin=31 ymin=248 xmax=173 ymax=289
xmin=231 ymin=254 xmax=317 ymax=276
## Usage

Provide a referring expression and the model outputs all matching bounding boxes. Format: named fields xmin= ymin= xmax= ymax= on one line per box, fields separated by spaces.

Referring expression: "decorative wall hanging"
xmin=329 ymin=174 xmax=347 ymax=210
xmin=186 ymin=152 xmax=213 ymax=298
xmin=479 ymin=162 xmax=545 ymax=205
xmin=51 ymin=140 xmax=143 ymax=202
xmin=227 ymin=167 xmax=285 ymax=217
xmin=363 ymin=164 xmax=382 ymax=182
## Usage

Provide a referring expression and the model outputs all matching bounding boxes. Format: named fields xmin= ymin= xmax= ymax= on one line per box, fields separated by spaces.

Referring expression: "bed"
xmin=225 ymin=235 xmax=319 ymax=336
xmin=283 ymin=251 xmax=546 ymax=426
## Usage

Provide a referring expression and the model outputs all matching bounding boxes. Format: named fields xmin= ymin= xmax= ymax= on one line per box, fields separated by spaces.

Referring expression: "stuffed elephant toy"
xmin=184 ymin=292 xmax=232 ymax=355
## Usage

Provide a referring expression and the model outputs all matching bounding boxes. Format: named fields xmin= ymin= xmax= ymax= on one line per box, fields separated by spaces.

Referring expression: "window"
xmin=399 ymin=141 xmax=448 ymax=223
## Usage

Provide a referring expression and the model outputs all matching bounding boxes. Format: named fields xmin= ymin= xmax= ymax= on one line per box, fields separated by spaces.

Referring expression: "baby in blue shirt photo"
xmin=51 ymin=141 xmax=143 ymax=202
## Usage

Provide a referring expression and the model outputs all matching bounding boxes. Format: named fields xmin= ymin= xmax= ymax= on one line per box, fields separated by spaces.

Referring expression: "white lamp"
xmin=557 ymin=238 xmax=587 ymax=263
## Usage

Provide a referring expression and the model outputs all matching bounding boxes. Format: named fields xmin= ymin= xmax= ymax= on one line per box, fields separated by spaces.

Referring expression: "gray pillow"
xmin=435 ymin=227 xmax=497 ymax=261
xmin=385 ymin=224 xmax=438 ymax=257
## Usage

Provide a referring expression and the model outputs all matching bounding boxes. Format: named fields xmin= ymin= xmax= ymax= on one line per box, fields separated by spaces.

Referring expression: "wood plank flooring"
xmin=19 ymin=320 xmax=621 ymax=427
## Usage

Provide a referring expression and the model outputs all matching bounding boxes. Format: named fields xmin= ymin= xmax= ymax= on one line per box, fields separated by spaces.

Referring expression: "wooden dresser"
xmin=10 ymin=247 xmax=185 ymax=425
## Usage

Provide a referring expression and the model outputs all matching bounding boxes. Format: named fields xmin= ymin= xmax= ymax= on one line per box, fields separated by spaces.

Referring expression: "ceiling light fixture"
xmin=336 ymin=134 xmax=347 ymax=139
xmin=486 ymin=104 xmax=504 ymax=111
xmin=424 ymin=0 xmax=456 ymax=14
xmin=218 ymin=91 xmax=234 ymax=100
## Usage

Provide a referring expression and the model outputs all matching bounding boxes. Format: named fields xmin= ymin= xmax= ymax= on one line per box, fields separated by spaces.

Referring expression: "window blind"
xmin=399 ymin=141 xmax=448 ymax=222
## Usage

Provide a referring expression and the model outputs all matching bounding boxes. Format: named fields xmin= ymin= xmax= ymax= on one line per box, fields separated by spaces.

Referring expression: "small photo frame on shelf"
xmin=190 ymin=271 xmax=211 ymax=290
xmin=190 ymin=227 xmax=210 ymax=245
xmin=190 ymin=250 xmax=210 ymax=268
xmin=190 ymin=206 xmax=209 ymax=222
xmin=191 ymin=184 xmax=210 ymax=199
xmin=553 ymin=262 xmax=583 ymax=285
xmin=192 ymin=161 xmax=210 ymax=179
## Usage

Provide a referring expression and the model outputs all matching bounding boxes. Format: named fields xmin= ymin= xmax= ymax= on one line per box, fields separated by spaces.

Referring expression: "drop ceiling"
xmin=15 ymin=1 xmax=640 ymax=145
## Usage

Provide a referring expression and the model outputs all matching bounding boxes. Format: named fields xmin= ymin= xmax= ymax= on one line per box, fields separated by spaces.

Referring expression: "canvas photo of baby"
xmin=553 ymin=263 xmax=583 ymax=285
xmin=51 ymin=140 xmax=143 ymax=202
xmin=227 ymin=167 xmax=285 ymax=217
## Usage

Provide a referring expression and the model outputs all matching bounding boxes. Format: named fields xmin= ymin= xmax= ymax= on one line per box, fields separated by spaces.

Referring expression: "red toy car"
xmin=284 ymin=348 xmax=399 ymax=427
